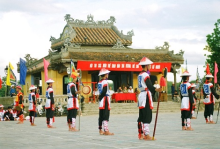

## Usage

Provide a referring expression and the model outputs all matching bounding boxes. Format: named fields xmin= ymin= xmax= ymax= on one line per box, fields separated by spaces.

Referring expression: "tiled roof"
xmin=66 ymin=52 xmax=184 ymax=63
xmin=72 ymin=27 xmax=132 ymax=45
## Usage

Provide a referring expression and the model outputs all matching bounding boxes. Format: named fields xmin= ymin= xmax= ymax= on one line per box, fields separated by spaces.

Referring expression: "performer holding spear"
xmin=67 ymin=72 xmax=80 ymax=131
xmin=137 ymin=57 xmax=161 ymax=140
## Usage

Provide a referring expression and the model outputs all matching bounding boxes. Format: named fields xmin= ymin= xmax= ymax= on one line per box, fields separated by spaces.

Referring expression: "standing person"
xmin=67 ymin=72 xmax=80 ymax=131
xmin=15 ymin=85 xmax=24 ymax=124
xmin=171 ymin=83 xmax=175 ymax=101
xmin=36 ymin=86 xmax=40 ymax=102
xmin=45 ymin=79 xmax=55 ymax=128
xmin=191 ymin=83 xmax=198 ymax=119
xmin=29 ymin=85 xmax=37 ymax=126
xmin=98 ymin=68 xmax=114 ymax=135
xmin=137 ymin=57 xmax=162 ymax=140
xmin=203 ymin=73 xmax=219 ymax=124
xmin=180 ymin=71 xmax=195 ymax=130
xmin=153 ymin=81 xmax=160 ymax=102
xmin=195 ymin=79 xmax=200 ymax=92
xmin=10 ymin=85 xmax=16 ymax=97
xmin=0 ymin=105 xmax=5 ymax=121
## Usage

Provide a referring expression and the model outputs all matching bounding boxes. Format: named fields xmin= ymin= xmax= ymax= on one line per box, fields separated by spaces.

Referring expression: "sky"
xmin=0 ymin=0 xmax=219 ymax=83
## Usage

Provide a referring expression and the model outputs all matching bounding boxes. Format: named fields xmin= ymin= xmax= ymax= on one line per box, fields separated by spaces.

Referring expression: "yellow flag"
xmin=181 ymin=67 xmax=185 ymax=74
xmin=6 ymin=62 xmax=14 ymax=86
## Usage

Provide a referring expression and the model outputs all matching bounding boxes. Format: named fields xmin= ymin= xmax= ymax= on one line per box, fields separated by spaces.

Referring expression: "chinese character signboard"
xmin=77 ymin=61 xmax=171 ymax=72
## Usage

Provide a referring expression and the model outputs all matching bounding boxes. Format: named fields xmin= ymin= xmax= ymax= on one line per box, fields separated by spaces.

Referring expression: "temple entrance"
xmin=31 ymin=72 xmax=42 ymax=95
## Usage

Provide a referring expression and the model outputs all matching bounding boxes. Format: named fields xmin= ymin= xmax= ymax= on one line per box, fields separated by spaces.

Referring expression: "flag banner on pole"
xmin=69 ymin=59 xmax=77 ymax=82
xmin=0 ymin=76 xmax=2 ymax=89
xmin=6 ymin=62 xmax=16 ymax=86
xmin=181 ymin=67 xmax=185 ymax=74
xmin=214 ymin=62 xmax=218 ymax=83
xmin=43 ymin=58 xmax=50 ymax=82
xmin=20 ymin=58 xmax=27 ymax=85
xmin=70 ymin=59 xmax=77 ymax=75
xmin=206 ymin=64 xmax=210 ymax=74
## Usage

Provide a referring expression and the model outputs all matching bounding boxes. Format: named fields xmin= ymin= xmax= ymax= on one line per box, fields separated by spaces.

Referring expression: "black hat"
xmin=8 ymin=106 xmax=12 ymax=109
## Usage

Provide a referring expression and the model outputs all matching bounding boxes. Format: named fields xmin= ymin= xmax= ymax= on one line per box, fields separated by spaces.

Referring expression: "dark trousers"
xmin=98 ymin=99 xmax=110 ymax=129
xmin=67 ymin=109 xmax=77 ymax=124
xmin=204 ymin=103 xmax=214 ymax=118
xmin=138 ymin=96 xmax=152 ymax=124
xmin=29 ymin=111 xmax=35 ymax=123
xmin=46 ymin=108 xmax=54 ymax=125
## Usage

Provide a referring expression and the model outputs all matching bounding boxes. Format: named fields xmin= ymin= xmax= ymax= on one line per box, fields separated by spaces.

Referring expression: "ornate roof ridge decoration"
xmin=112 ymin=39 xmax=125 ymax=49
xmin=61 ymin=37 xmax=81 ymax=52
xmin=24 ymin=54 xmax=38 ymax=66
xmin=64 ymin=14 xmax=116 ymax=26
xmin=154 ymin=41 xmax=184 ymax=59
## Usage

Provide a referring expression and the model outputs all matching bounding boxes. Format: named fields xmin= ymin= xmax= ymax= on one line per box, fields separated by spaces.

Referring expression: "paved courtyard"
xmin=1 ymin=111 xmax=220 ymax=149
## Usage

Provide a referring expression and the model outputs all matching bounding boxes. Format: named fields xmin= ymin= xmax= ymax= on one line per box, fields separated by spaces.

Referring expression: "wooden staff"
xmin=216 ymin=102 xmax=220 ymax=124
xmin=77 ymin=69 xmax=82 ymax=131
xmin=152 ymin=90 xmax=162 ymax=140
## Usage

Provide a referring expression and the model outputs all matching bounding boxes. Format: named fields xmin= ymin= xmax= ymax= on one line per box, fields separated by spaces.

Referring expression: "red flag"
xmin=0 ymin=76 xmax=2 ymax=89
xmin=214 ymin=62 xmax=218 ymax=83
xmin=206 ymin=64 xmax=210 ymax=74
xmin=43 ymin=58 xmax=50 ymax=82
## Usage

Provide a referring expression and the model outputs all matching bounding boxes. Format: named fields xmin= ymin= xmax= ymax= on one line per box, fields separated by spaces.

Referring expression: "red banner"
xmin=77 ymin=61 xmax=171 ymax=72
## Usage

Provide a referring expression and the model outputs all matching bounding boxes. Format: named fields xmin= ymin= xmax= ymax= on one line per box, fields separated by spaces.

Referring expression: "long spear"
xmin=152 ymin=68 xmax=167 ymax=140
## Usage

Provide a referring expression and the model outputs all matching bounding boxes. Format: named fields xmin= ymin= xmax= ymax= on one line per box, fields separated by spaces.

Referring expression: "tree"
xmin=204 ymin=19 xmax=220 ymax=81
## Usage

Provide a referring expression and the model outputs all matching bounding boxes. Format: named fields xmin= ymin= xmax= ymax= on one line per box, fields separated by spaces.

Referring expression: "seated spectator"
xmin=128 ymin=86 xmax=134 ymax=93
xmin=123 ymin=86 xmax=128 ymax=93
xmin=117 ymin=86 xmax=123 ymax=93
xmin=4 ymin=106 xmax=14 ymax=121
xmin=0 ymin=105 xmax=5 ymax=121
xmin=109 ymin=86 xmax=115 ymax=96
xmin=109 ymin=86 xmax=115 ymax=102
xmin=173 ymin=90 xmax=180 ymax=102
xmin=10 ymin=85 xmax=16 ymax=97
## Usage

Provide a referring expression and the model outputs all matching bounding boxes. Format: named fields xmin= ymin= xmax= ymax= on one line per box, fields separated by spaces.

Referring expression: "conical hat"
xmin=98 ymin=68 xmax=110 ymax=76
xmin=205 ymin=73 xmax=213 ymax=78
xmin=191 ymin=83 xmax=196 ymax=87
xmin=180 ymin=71 xmax=191 ymax=77
xmin=139 ymin=57 xmax=153 ymax=65
xmin=16 ymin=85 xmax=22 ymax=90
xmin=29 ymin=85 xmax=36 ymax=91
xmin=46 ymin=79 xmax=55 ymax=83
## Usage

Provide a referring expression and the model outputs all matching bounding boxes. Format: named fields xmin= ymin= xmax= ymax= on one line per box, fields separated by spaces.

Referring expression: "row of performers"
xmin=180 ymin=71 xmax=219 ymax=131
xmin=1 ymin=57 xmax=218 ymax=141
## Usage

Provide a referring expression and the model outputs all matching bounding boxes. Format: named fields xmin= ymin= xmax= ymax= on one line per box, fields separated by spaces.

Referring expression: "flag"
xmin=70 ymin=59 xmax=77 ymax=75
xmin=206 ymin=63 xmax=210 ymax=74
xmin=214 ymin=62 xmax=218 ymax=83
xmin=0 ymin=76 xmax=2 ymax=89
xmin=69 ymin=59 xmax=77 ymax=82
xmin=43 ymin=58 xmax=50 ymax=82
xmin=20 ymin=58 xmax=27 ymax=85
xmin=6 ymin=62 xmax=16 ymax=86
xmin=181 ymin=67 xmax=185 ymax=74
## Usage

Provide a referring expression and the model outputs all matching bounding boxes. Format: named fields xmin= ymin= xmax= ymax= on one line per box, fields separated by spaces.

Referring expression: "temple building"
xmin=17 ymin=14 xmax=184 ymax=102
